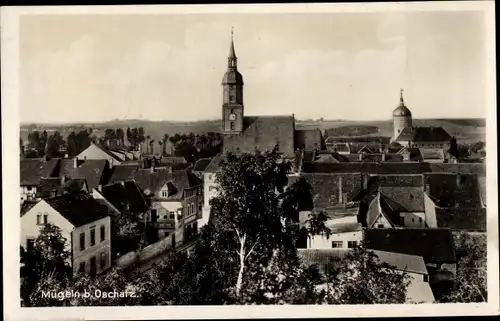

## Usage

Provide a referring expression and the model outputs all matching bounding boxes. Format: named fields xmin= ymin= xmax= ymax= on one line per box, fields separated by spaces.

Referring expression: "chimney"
xmin=150 ymin=165 xmax=155 ymax=174
xmin=456 ymin=174 xmax=463 ymax=186
xmin=338 ymin=176 xmax=343 ymax=204
xmin=381 ymin=153 xmax=386 ymax=162
xmin=358 ymin=153 xmax=363 ymax=161
xmin=97 ymin=184 xmax=102 ymax=192
xmin=73 ymin=157 xmax=78 ymax=169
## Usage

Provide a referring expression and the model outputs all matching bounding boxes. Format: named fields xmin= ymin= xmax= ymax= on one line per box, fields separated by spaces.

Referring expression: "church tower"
xmin=392 ymin=89 xmax=412 ymax=141
xmin=222 ymin=28 xmax=244 ymax=134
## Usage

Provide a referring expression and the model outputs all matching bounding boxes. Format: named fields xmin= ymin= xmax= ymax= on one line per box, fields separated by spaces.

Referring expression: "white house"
xmin=308 ymin=221 xmax=363 ymax=250
xmin=200 ymin=157 xmax=223 ymax=228
xmin=21 ymin=192 xmax=112 ymax=277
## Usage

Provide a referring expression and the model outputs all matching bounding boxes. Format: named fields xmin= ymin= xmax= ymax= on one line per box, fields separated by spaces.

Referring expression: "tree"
xmin=112 ymin=204 xmax=145 ymax=256
xmin=45 ymin=131 xmax=65 ymax=158
xmin=448 ymin=136 xmax=459 ymax=157
xmin=20 ymin=223 xmax=72 ymax=306
xmin=323 ymin=245 xmax=409 ymax=304
xmin=443 ymin=231 xmax=487 ymax=303
xmin=116 ymin=128 xmax=125 ymax=145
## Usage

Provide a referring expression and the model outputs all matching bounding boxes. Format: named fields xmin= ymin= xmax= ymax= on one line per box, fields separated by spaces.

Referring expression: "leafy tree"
xmin=448 ymin=136 xmax=459 ymax=157
xmin=323 ymin=245 xmax=409 ymax=304
xmin=45 ymin=131 xmax=65 ymax=158
xmin=112 ymin=203 xmax=146 ymax=256
xmin=116 ymin=128 xmax=125 ymax=145
xmin=443 ymin=231 xmax=487 ymax=303
xmin=20 ymin=223 xmax=72 ymax=306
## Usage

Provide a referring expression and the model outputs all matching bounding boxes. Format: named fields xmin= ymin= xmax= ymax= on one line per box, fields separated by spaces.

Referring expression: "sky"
xmin=19 ymin=10 xmax=487 ymax=123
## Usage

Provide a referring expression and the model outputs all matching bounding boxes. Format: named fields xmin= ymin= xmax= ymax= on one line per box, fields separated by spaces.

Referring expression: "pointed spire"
xmin=399 ymin=88 xmax=405 ymax=105
xmin=228 ymin=27 xmax=237 ymax=69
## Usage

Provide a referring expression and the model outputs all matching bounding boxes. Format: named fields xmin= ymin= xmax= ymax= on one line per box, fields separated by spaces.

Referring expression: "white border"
xmin=2 ymin=2 xmax=498 ymax=320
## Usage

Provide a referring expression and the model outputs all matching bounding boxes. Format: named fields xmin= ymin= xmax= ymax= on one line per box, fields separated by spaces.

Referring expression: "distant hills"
xmin=20 ymin=118 xmax=486 ymax=144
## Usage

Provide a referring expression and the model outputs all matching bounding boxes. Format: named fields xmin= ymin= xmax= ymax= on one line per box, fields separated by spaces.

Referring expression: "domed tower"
xmin=222 ymin=28 xmax=244 ymax=134
xmin=392 ymin=89 xmax=412 ymax=141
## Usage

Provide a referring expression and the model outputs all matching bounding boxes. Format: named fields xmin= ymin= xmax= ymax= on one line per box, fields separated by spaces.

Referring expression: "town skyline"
xmin=20 ymin=11 xmax=487 ymax=124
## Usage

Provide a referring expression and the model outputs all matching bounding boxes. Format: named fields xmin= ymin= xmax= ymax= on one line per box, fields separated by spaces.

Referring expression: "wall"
xmin=308 ymin=230 xmax=362 ymax=249
xmin=373 ymin=214 xmax=393 ymax=228
xmin=71 ymin=216 xmax=112 ymax=276
xmin=115 ymin=233 xmax=174 ymax=270
xmin=423 ymin=193 xmax=438 ymax=228
xmin=200 ymin=172 xmax=218 ymax=228
xmin=393 ymin=116 xmax=412 ymax=140
xmin=20 ymin=185 xmax=38 ymax=202
xmin=91 ymin=189 xmax=121 ymax=215
xmin=21 ymin=201 xmax=74 ymax=253
xmin=77 ymin=144 xmax=120 ymax=166
xmin=150 ymin=201 xmax=182 ymax=240
xmin=401 ymin=212 xmax=426 ymax=228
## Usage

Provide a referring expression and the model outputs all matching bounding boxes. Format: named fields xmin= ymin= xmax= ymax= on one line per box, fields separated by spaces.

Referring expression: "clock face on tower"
xmin=228 ymin=113 xmax=237 ymax=121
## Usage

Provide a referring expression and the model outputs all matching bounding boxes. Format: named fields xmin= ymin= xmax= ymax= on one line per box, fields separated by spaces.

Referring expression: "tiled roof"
xmin=429 ymin=163 xmax=486 ymax=176
xmin=44 ymin=191 xmax=111 ymax=227
xmin=304 ymin=162 xmax=432 ymax=174
xmin=297 ymin=249 xmax=349 ymax=275
xmin=395 ymin=126 xmax=452 ymax=143
xmin=366 ymin=192 xmax=405 ymax=228
xmin=379 ymin=186 xmax=425 ymax=212
xmin=370 ymin=250 xmax=428 ymax=275
xmin=423 ymin=173 xmax=482 ymax=209
xmin=397 ymin=147 xmax=424 ymax=162
xmin=62 ymin=159 xmax=109 ymax=191
xmin=21 ymin=200 xmax=38 ymax=217
xmin=107 ymin=165 xmax=140 ymax=184
xmin=20 ymin=158 xmax=59 ymax=186
xmin=193 ymin=158 xmax=212 ymax=172
xmin=158 ymin=157 xmax=187 ymax=165
xmin=300 ymin=173 xmax=364 ymax=210
xmin=222 ymin=116 xmax=295 ymax=157
xmin=294 ymin=129 xmax=323 ymax=151
xmin=364 ymin=228 xmax=456 ymax=263
xmin=204 ymin=156 xmax=224 ymax=173
xmin=374 ymin=174 xmax=424 ymax=187
xmin=134 ymin=169 xmax=201 ymax=200
xmin=329 ymin=222 xmax=363 ymax=233
xmin=406 ymin=280 xmax=435 ymax=304
xmin=90 ymin=142 xmax=124 ymax=162
xmin=132 ymin=169 xmax=170 ymax=195
xmin=36 ymin=178 xmax=63 ymax=198
xmin=420 ymin=148 xmax=445 ymax=160
xmin=435 ymin=208 xmax=486 ymax=232
xmin=101 ymin=181 xmax=149 ymax=215
xmin=63 ymin=178 xmax=88 ymax=194
xmin=315 ymin=154 xmax=339 ymax=163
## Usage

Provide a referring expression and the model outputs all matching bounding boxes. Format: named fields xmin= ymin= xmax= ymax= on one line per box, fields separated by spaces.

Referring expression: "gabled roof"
xmin=222 ymin=115 xmax=296 ymax=157
xmin=61 ymin=159 xmax=109 ymax=191
xmin=193 ymin=158 xmax=212 ymax=172
xmin=374 ymin=174 xmax=424 ymax=187
xmin=366 ymin=192 xmax=403 ymax=228
xmin=36 ymin=177 xmax=63 ymax=198
xmin=364 ymin=228 xmax=456 ymax=263
xmin=300 ymin=173 xmax=364 ymax=210
xmin=21 ymin=200 xmax=38 ymax=217
xmin=20 ymin=158 xmax=60 ymax=186
xmin=132 ymin=169 xmax=170 ymax=196
xmin=423 ymin=173 xmax=482 ymax=208
xmin=294 ymin=128 xmax=323 ymax=151
xmin=329 ymin=222 xmax=363 ymax=233
xmin=100 ymin=181 xmax=149 ymax=214
xmin=85 ymin=142 xmax=124 ymax=162
xmin=43 ymin=191 xmax=111 ymax=227
xmin=397 ymin=147 xmax=424 ymax=162
xmin=370 ymin=250 xmax=428 ymax=275
xmin=379 ymin=186 xmax=425 ymax=212
xmin=429 ymin=163 xmax=486 ymax=176
xmin=395 ymin=126 xmax=452 ymax=143
xmin=435 ymin=207 xmax=486 ymax=232
xmin=107 ymin=165 xmax=140 ymax=184
xmin=158 ymin=156 xmax=187 ymax=165
xmin=315 ymin=154 xmax=339 ymax=163
xmin=134 ymin=169 xmax=201 ymax=200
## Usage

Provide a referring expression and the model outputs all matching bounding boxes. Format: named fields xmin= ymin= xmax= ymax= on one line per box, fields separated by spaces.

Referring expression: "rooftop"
xmin=20 ymin=158 xmax=59 ymax=186
xmin=395 ymin=126 xmax=452 ymax=143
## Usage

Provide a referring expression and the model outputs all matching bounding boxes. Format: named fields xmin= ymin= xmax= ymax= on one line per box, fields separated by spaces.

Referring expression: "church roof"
xmin=395 ymin=126 xmax=452 ymax=143
xmin=393 ymin=89 xmax=412 ymax=117
xmin=222 ymin=115 xmax=296 ymax=157
xmin=222 ymin=70 xmax=243 ymax=84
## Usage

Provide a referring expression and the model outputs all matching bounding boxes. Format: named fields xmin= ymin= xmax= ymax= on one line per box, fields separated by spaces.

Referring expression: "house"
xmin=308 ymin=222 xmax=363 ymax=249
xmin=133 ymin=169 xmax=203 ymax=245
xmin=200 ymin=156 xmax=224 ymax=228
xmin=363 ymin=228 xmax=457 ymax=277
xmin=107 ymin=164 xmax=140 ymax=185
xmin=394 ymin=126 xmax=452 ymax=150
xmin=76 ymin=142 xmax=124 ymax=167
xmin=58 ymin=159 xmax=111 ymax=191
xmin=397 ymin=147 xmax=424 ymax=162
xmin=93 ymin=181 xmax=149 ymax=218
xmin=36 ymin=177 xmax=89 ymax=199
xmin=303 ymin=162 xmax=433 ymax=175
xmin=21 ymin=192 xmax=112 ymax=277
xmin=369 ymin=250 xmax=435 ymax=303
xmin=419 ymin=148 xmax=446 ymax=163
xmin=20 ymin=158 xmax=60 ymax=203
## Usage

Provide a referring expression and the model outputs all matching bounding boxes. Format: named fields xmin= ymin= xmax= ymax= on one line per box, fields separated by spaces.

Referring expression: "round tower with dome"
xmin=392 ymin=89 xmax=412 ymax=142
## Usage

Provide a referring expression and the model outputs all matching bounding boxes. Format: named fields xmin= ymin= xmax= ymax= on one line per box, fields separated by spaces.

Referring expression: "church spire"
xmin=228 ymin=27 xmax=237 ymax=69
xmin=399 ymin=88 xmax=405 ymax=106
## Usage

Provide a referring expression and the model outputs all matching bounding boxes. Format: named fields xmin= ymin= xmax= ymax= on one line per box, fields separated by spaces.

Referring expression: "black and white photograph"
xmin=2 ymin=1 xmax=498 ymax=319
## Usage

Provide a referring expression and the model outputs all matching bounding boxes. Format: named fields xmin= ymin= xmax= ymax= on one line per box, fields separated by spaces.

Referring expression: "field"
xmin=20 ymin=118 xmax=486 ymax=144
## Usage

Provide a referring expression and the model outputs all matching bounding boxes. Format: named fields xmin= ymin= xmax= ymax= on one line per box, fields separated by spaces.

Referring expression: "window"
xmin=230 ymin=122 xmax=235 ymax=130
xmin=27 ymin=186 xmax=32 ymax=191
xmin=100 ymin=252 xmax=107 ymax=270
xmin=170 ymin=212 xmax=175 ymax=220
xmin=348 ymin=241 xmax=357 ymax=248
xmin=199 ymin=204 xmax=202 ymax=211
xmin=90 ymin=257 xmax=97 ymax=278
xmin=377 ymin=224 xmax=385 ymax=228
xmin=419 ymin=217 xmax=423 ymax=223
xmin=100 ymin=225 xmax=105 ymax=242
xmin=208 ymin=174 xmax=212 ymax=180
xmin=162 ymin=191 xmax=168 ymax=197
xmin=411 ymin=218 xmax=415 ymax=223
xmin=36 ymin=214 xmax=41 ymax=225
xmin=332 ymin=241 xmax=343 ymax=248
xmin=79 ymin=262 xmax=85 ymax=274
xmin=79 ymin=233 xmax=85 ymax=251
xmin=90 ymin=228 xmax=96 ymax=246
